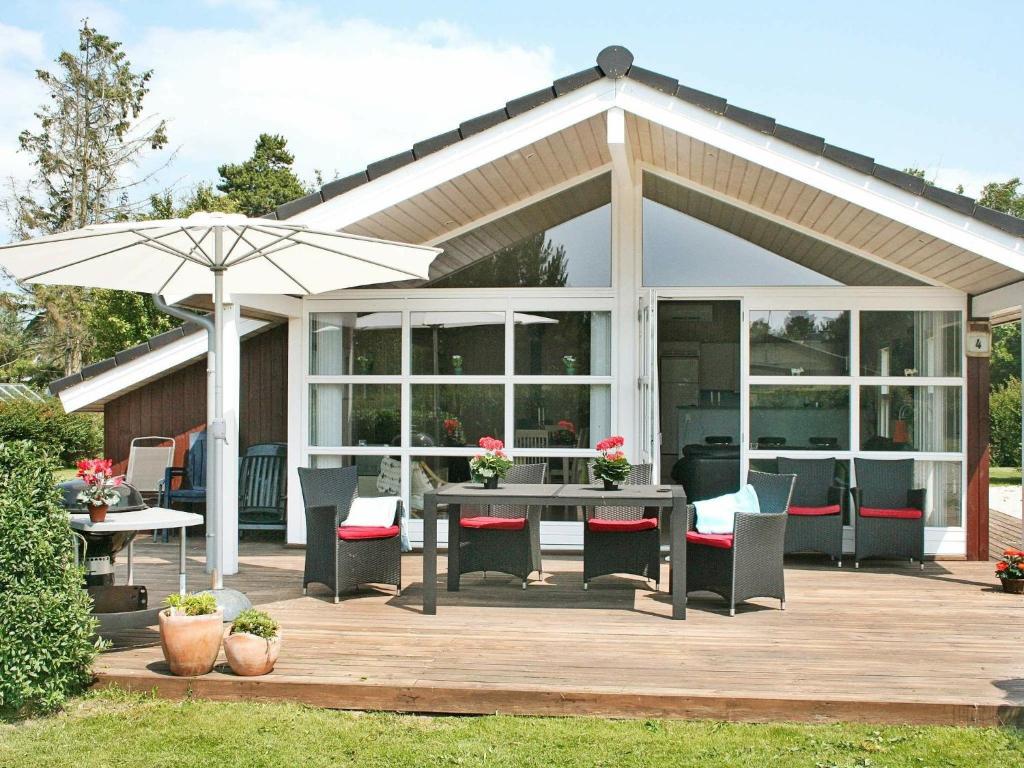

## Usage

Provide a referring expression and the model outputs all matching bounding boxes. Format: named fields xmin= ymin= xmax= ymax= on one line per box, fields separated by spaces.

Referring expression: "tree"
xmin=978 ymin=177 xmax=1024 ymax=219
xmin=990 ymin=377 xmax=1022 ymax=467
xmin=2 ymin=21 xmax=170 ymax=377
xmin=217 ymin=133 xmax=307 ymax=217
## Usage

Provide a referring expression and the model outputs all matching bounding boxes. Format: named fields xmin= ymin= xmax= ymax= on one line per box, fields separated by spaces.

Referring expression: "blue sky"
xmin=1 ymin=0 xmax=1021 ymax=235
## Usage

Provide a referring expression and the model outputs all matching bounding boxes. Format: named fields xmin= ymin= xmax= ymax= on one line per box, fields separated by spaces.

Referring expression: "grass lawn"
xmin=990 ymin=466 xmax=1022 ymax=486
xmin=53 ymin=467 xmax=78 ymax=481
xmin=0 ymin=691 xmax=1019 ymax=768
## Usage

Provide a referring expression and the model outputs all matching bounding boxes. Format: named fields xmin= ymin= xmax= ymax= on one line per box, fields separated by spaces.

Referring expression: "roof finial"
xmin=597 ymin=45 xmax=633 ymax=78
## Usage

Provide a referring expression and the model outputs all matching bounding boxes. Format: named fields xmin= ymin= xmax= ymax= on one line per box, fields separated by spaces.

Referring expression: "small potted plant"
xmin=75 ymin=457 xmax=124 ymax=523
xmin=223 ymin=608 xmax=281 ymax=676
xmin=591 ymin=435 xmax=630 ymax=491
xmin=451 ymin=354 xmax=464 ymax=375
xmin=552 ymin=419 xmax=577 ymax=447
xmin=159 ymin=592 xmax=224 ymax=677
xmin=469 ymin=436 xmax=513 ymax=489
xmin=996 ymin=548 xmax=1024 ymax=594
xmin=562 ymin=354 xmax=577 ymax=375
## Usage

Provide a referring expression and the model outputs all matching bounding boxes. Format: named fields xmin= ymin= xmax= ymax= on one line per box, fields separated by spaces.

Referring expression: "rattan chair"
xmin=852 ymin=458 xmax=925 ymax=569
xmin=686 ymin=470 xmax=795 ymax=616
xmin=583 ymin=462 xmax=657 ymax=590
xmin=777 ymin=457 xmax=846 ymax=566
xmin=456 ymin=462 xmax=547 ymax=589
xmin=297 ymin=465 xmax=402 ymax=603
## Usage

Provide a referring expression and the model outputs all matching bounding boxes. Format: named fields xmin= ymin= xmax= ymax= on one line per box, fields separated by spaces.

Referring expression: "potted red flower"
xmin=995 ymin=548 xmax=1024 ymax=594
xmin=75 ymin=457 xmax=124 ymax=523
xmin=552 ymin=419 xmax=577 ymax=447
xmin=591 ymin=435 xmax=630 ymax=490
xmin=469 ymin=436 xmax=513 ymax=489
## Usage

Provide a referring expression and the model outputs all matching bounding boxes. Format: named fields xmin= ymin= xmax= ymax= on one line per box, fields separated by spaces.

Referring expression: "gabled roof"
xmin=268 ymin=45 xmax=1023 ymax=239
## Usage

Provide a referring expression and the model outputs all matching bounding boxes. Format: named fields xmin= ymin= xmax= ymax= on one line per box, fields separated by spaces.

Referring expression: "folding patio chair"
xmin=126 ymin=435 xmax=175 ymax=504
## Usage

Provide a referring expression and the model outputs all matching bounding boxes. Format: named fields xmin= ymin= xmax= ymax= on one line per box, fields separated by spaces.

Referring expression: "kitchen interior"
xmin=657 ymin=300 xmax=742 ymax=501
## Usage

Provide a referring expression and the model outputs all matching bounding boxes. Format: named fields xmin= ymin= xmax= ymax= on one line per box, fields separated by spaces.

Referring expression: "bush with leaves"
xmin=0 ymin=440 xmax=101 ymax=716
xmin=990 ymin=376 xmax=1021 ymax=468
xmin=163 ymin=592 xmax=219 ymax=616
xmin=230 ymin=609 xmax=279 ymax=640
xmin=0 ymin=398 xmax=102 ymax=466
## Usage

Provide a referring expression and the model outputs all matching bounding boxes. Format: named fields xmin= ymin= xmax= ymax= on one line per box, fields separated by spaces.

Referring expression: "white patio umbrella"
xmin=0 ymin=212 xmax=441 ymax=593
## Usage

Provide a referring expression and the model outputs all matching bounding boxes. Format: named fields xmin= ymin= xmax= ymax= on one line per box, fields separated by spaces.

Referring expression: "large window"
xmin=747 ymin=307 xmax=964 ymax=527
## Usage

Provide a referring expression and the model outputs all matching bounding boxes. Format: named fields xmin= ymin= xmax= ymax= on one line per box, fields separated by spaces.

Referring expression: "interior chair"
xmin=686 ymin=470 xmax=795 ymax=616
xmin=583 ymin=463 xmax=657 ymax=590
xmin=777 ymin=457 xmax=846 ymax=566
xmin=852 ymin=458 xmax=926 ymax=569
xmin=455 ymin=462 xmax=547 ymax=589
xmin=298 ymin=465 xmax=402 ymax=602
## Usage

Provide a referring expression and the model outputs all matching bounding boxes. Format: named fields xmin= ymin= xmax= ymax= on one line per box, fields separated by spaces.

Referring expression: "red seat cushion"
xmin=789 ymin=504 xmax=842 ymax=517
xmin=587 ymin=517 xmax=658 ymax=533
xmin=686 ymin=531 xmax=734 ymax=549
xmin=459 ymin=516 xmax=526 ymax=531
xmin=860 ymin=506 xmax=923 ymax=520
xmin=337 ymin=524 xmax=400 ymax=541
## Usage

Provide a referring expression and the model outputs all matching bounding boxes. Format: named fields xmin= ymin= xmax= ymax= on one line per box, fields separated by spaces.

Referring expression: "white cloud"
xmin=130 ymin=11 xmax=555 ymax=196
xmin=0 ymin=24 xmax=46 ymax=185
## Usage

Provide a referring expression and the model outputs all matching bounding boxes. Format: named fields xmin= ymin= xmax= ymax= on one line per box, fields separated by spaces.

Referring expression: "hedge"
xmin=0 ymin=398 xmax=102 ymax=466
xmin=0 ymin=441 xmax=100 ymax=716
xmin=990 ymin=376 xmax=1021 ymax=468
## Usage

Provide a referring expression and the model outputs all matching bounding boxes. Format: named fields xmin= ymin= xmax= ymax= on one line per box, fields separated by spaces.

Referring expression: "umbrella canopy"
xmin=0 ymin=212 xmax=439 ymax=298
xmin=0 ymin=212 xmax=441 ymax=589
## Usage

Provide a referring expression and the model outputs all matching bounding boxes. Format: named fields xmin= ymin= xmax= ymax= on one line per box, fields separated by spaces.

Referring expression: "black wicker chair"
xmin=297 ymin=465 xmax=402 ymax=603
xmin=686 ymin=470 xmax=795 ymax=616
xmin=456 ymin=462 xmax=547 ymax=589
xmin=777 ymin=457 xmax=846 ymax=566
xmin=583 ymin=463 xmax=657 ymax=590
xmin=852 ymin=458 xmax=926 ymax=569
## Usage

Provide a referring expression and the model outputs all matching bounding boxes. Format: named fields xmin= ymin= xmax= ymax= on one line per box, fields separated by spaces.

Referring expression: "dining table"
xmin=421 ymin=482 xmax=688 ymax=619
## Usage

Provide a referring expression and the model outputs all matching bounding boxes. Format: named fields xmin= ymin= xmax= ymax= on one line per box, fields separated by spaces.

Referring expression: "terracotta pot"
xmin=1001 ymin=578 xmax=1024 ymax=595
xmin=158 ymin=608 xmax=224 ymax=676
xmin=89 ymin=504 xmax=108 ymax=523
xmin=223 ymin=631 xmax=282 ymax=676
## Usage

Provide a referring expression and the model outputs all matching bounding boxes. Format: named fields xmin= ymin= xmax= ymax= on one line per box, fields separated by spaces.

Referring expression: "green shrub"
xmin=0 ymin=440 xmax=100 ymax=716
xmin=163 ymin=592 xmax=219 ymax=616
xmin=990 ymin=376 xmax=1021 ymax=467
xmin=0 ymin=398 xmax=102 ymax=466
xmin=230 ymin=609 xmax=279 ymax=639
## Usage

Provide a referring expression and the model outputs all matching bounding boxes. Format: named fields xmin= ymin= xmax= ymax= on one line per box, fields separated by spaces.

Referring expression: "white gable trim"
xmin=58 ymin=317 xmax=268 ymax=413
xmin=615 ymin=80 xmax=1023 ymax=269
xmin=290 ymin=77 xmax=1022 ymax=277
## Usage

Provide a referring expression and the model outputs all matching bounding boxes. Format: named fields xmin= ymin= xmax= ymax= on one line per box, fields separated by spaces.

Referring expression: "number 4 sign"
xmin=965 ymin=322 xmax=991 ymax=357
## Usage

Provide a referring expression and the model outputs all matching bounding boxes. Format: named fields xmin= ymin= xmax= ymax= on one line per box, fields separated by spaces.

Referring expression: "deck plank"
xmin=93 ymin=539 xmax=1024 ymax=726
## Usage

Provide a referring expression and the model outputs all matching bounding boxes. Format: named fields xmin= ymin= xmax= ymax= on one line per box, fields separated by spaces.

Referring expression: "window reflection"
xmin=308 ymin=384 xmax=400 ymax=447
xmin=860 ymin=385 xmax=961 ymax=452
xmin=410 ymin=385 xmax=504 ymax=447
xmin=749 ymin=386 xmax=850 ymax=450
xmin=860 ymin=311 xmax=961 ymax=377
xmin=749 ymin=310 xmax=849 ymax=376
xmin=513 ymin=384 xmax=611 ymax=450
xmin=514 ymin=311 xmax=611 ymax=376
xmin=410 ymin=311 xmax=505 ymax=375
xmin=309 ymin=312 xmax=401 ymax=375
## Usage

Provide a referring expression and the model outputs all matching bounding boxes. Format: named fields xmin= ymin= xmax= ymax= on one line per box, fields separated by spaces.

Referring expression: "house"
xmin=51 ymin=45 xmax=1024 ymax=575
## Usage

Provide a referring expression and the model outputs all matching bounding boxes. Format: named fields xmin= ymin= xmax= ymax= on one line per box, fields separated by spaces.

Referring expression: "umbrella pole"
xmin=211 ymin=227 xmax=226 ymax=591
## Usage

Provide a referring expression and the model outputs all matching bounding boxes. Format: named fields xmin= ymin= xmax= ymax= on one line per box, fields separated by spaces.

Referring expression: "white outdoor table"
xmin=68 ymin=507 xmax=203 ymax=594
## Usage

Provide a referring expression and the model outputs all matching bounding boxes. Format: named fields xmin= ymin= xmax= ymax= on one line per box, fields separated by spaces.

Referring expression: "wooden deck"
xmin=990 ymin=508 xmax=1023 ymax=558
xmin=95 ymin=538 xmax=1024 ymax=727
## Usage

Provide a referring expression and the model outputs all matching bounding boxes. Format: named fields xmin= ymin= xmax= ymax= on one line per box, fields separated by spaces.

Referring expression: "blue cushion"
xmin=693 ymin=484 xmax=760 ymax=534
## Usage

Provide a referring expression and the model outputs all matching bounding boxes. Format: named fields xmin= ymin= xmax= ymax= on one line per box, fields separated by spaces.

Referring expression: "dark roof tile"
xmin=972 ymin=205 xmax=1024 ymax=237
xmin=871 ymin=164 xmax=927 ymax=195
xmin=772 ymin=124 xmax=825 ymax=154
xmin=413 ymin=129 xmax=463 ymax=158
xmin=366 ymin=150 xmax=416 ymax=180
xmin=459 ymin=108 xmax=509 ymax=139
xmin=48 ymin=372 xmax=82 ymax=395
xmin=596 ymin=45 xmax=633 ymax=78
xmin=275 ymin=191 xmax=323 ymax=219
xmin=922 ymin=184 xmax=976 ymax=216
xmin=506 ymin=87 xmax=557 ymax=117
xmin=628 ymin=65 xmax=678 ymax=94
xmin=147 ymin=326 xmax=186 ymax=351
xmin=553 ymin=66 xmax=602 ymax=95
xmin=725 ymin=104 xmax=776 ymax=134
xmin=823 ymin=144 xmax=875 ymax=174
xmin=80 ymin=357 xmax=116 ymax=378
xmin=114 ymin=343 xmax=152 ymax=365
xmin=321 ymin=171 xmax=369 ymax=200
xmin=674 ymin=83 xmax=727 ymax=114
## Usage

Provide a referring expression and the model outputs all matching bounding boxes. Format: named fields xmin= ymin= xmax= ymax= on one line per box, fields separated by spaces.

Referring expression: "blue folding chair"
xmin=155 ymin=431 xmax=207 ymax=541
